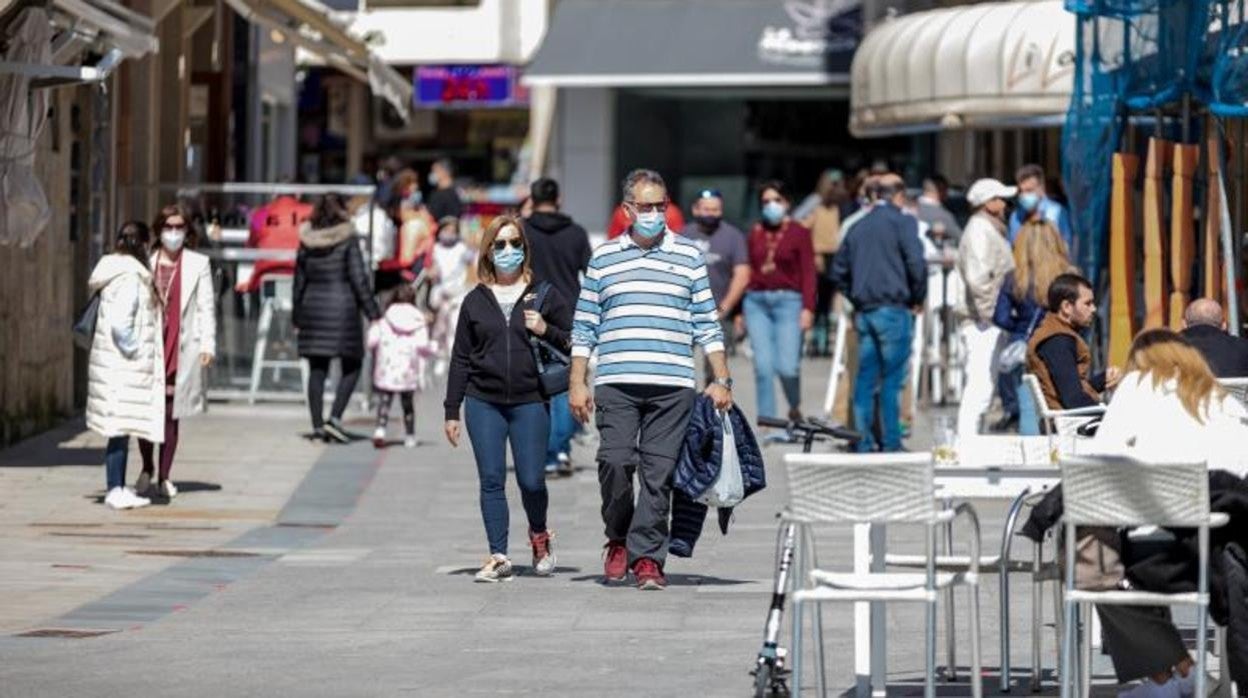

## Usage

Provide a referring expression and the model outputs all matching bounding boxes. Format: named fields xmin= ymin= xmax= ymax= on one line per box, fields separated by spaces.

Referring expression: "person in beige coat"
xmin=86 ymin=222 xmax=165 ymax=510
xmin=956 ymin=178 xmax=1017 ymax=438
xmin=135 ymin=205 xmax=216 ymax=500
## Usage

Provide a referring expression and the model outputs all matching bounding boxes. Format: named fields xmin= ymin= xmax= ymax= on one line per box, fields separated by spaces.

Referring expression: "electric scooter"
xmin=751 ymin=415 xmax=861 ymax=698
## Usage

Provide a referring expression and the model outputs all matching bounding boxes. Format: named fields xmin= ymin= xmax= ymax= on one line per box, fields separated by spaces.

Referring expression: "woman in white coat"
xmin=135 ymin=205 xmax=216 ymax=500
xmin=87 ymin=222 xmax=166 ymax=510
xmin=1086 ymin=328 xmax=1248 ymax=697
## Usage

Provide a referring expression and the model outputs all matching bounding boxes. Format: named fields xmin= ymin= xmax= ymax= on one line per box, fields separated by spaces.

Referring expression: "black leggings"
xmin=376 ymin=390 xmax=415 ymax=435
xmin=306 ymin=356 xmax=363 ymax=431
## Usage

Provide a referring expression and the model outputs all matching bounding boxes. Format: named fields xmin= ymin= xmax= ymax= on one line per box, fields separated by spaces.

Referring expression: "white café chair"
xmin=886 ymin=435 xmax=1065 ymax=692
xmin=1219 ymin=377 xmax=1248 ymax=405
xmin=1058 ymin=456 xmax=1226 ymax=698
xmin=248 ymin=277 xmax=308 ymax=403
xmin=787 ymin=453 xmax=983 ymax=698
xmin=1023 ymin=373 xmax=1106 ymax=438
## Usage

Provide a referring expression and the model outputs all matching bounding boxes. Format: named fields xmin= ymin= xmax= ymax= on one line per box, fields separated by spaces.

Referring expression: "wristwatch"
xmin=713 ymin=377 xmax=734 ymax=390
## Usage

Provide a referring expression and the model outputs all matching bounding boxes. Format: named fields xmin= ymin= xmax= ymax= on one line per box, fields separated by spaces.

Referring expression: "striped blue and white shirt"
xmin=572 ymin=230 xmax=725 ymax=388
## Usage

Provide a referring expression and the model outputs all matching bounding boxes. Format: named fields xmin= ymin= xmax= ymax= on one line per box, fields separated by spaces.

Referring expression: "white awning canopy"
xmin=850 ymin=0 xmax=1075 ymax=138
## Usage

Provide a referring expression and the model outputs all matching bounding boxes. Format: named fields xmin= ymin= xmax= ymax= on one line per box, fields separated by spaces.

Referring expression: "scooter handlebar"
xmin=756 ymin=416 xmax=861 ymax=443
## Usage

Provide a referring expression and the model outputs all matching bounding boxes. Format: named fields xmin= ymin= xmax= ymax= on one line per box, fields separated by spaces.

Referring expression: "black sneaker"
xmin=323 ymin=419 xmax=352 ymax=444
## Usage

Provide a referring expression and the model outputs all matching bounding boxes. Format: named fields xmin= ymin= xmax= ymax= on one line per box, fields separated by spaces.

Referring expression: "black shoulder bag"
xmin=527 ymin=282 xmax=570 ymax=398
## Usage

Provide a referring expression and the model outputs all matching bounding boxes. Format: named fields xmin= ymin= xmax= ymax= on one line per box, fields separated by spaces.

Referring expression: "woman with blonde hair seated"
xmin=1086 ymin=328 xmax=1248 ymax=697
xmin=1092 ymin=327 xmax=1248 ymax=475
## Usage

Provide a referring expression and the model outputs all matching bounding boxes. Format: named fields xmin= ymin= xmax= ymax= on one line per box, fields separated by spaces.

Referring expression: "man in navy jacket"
xmin=829 ymin=174 xmax=926 ymax=452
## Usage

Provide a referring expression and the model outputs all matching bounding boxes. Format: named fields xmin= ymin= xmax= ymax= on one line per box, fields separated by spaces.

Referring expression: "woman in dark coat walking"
xmin=294 ymin=194 xmax=382 ymax=442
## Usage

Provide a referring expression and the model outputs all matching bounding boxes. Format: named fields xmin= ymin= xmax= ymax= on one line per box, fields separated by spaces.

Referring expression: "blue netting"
xmin=1061 ymin=0 xmax=1245 ymax=286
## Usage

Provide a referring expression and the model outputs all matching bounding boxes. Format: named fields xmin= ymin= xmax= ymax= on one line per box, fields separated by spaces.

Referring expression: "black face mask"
xmin=694 ymin=215 xmax=721 ymax=231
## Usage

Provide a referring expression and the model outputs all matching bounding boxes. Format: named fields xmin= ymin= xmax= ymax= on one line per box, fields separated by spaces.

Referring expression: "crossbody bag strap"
xmin=527 ymin=281 xmax=554 ymax=372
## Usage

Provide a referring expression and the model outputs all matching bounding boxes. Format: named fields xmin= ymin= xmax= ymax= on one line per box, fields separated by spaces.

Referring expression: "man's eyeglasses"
xmin=492 ymin=238 xmax=524 ymax=251
xmin=628 ymin=201 xmax=668 ymax=214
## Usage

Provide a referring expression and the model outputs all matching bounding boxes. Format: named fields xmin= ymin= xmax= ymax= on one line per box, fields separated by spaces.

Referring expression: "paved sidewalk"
xmin=0 ymin=357 xmax=1123 ymax=696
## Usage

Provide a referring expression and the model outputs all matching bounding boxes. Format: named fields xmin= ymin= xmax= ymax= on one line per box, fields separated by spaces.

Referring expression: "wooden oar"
xmin=1170 ymin=143 xmax=1200 ymax=330
xmin=1109 ymin=153 xmax=1139 ymax=368
xmin=1204 ymin=138 xmax=1224 ymax=303
xmin=1143 ymin=138 xmax=1170 ymax=328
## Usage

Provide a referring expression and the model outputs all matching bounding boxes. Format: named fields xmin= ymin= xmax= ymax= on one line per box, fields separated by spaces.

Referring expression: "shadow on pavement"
xmin=566 ymin=573 xmax=754 ymax=587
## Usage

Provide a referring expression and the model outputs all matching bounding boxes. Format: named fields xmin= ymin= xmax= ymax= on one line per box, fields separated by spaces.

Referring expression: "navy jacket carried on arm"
xmin=829 ymin=203 xmax=927 ymax=311
xmin=669 ymin=396 xmax=765 ymax=558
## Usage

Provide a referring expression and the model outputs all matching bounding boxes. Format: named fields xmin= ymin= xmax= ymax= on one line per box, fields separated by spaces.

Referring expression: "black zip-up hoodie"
xmin=443 ymin=281 xmax=573 ymax=420
xmin=524 ymin=211 xmax=591 ymax=305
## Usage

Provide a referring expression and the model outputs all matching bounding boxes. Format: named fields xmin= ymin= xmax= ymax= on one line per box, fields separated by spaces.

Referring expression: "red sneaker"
xmin=633 ymin=558 xmax=666 ymax=591
xmin=602 ymin=540 xmax=627 ymax=582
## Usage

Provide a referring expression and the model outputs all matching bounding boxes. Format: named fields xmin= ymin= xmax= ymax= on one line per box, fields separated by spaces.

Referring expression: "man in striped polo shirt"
xmin=570 ymin=169 xmax=734 ymax=591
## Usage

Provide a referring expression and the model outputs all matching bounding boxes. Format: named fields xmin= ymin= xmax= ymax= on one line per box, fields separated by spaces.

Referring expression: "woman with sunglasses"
xmin=443 ymin=216 xmax=573 ymax=582
xmin=133 ymin=205 xmax=217 ymax=500
xmin=744 ymin=180 xmax=816 ymax=425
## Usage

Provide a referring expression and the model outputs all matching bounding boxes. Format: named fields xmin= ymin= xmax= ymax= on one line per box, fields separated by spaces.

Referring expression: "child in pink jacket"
xmin=368 ymin=284 xmax=434 ymax=448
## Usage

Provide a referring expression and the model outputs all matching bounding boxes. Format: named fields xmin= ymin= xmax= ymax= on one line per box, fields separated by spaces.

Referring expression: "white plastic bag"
xmin=699 ymin=412 xmax=745 ymax=508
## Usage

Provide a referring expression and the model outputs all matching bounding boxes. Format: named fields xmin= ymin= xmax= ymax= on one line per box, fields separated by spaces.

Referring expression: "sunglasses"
xmin=492 ymin=238 xmax=524 ymax=251
xmin=628 ymin=201 xmax=667 ymax=214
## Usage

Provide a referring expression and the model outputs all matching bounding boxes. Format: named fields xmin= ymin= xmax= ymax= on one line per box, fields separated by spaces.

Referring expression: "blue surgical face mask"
xmin=633 ymin=210 xmax=666 ymax=238
xmin=428 ymin=171 xmax=439 ymax=186
xmin=1017 ymin=192 xmax=1041 ymax=213
xmin=492 ymin=246 xmax=524 ymax=273
xmin=762 ymin=201 xmax=787 ymax=226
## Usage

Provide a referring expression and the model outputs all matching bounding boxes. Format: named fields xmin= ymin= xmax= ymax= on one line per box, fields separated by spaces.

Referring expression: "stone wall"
xmin=0 ymin=88 xmax=89 ymax=446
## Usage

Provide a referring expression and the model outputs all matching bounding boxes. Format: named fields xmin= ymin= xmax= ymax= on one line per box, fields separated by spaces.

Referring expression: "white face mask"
xmin=161 ymin=229 xmax=186 ymax=253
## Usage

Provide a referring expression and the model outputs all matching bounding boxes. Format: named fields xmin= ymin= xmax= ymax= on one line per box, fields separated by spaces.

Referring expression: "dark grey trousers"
xmin=595 ymin=384 xmax=696 ymax=568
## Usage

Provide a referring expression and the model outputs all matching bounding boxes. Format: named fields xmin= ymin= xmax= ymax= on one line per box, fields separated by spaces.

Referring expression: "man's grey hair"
xmin=621 ymin=169 xmax=666 ymax=202
xmin=1185 ymin=297 xmax=1225 ymax=328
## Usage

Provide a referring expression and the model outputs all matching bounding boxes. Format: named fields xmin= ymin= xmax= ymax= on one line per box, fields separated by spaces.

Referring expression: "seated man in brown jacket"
xmin=1026 ymin=273 xmax=1121 ymax=409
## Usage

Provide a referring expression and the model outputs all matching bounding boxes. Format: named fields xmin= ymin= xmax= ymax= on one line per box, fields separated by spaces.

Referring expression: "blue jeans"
xmin=545 ymin=392 xmax=576 ymax=466
xmin=104 ymin=436 xmax=129 ymax=490
xmin=999 ymin=366 xmax=1020 ymax=418
xmin=853 ymin=307 xmax=914 ymax=452
xmin=464 ymin=397 xmax=550 ymax=556
xmin=1017 ymin=375 xmax=1040 ymax=436
xmin=743 ymin=290 xmax=804 ymax=419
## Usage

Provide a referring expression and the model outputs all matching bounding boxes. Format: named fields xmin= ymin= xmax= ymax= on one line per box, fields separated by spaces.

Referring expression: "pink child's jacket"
xmin=367 ymin=303 xmax=433 ymax=393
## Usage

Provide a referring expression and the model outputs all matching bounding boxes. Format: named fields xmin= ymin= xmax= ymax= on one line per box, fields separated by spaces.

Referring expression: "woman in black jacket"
xmin=294 ymin=194 xmax=382 ymax=442
xmin=443 ymin=215 xmax=572 ymax=583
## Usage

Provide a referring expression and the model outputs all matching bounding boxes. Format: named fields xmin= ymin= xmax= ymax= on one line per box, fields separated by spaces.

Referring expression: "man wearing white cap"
xmin=955 ymin=178 xmax=1018 ymax=438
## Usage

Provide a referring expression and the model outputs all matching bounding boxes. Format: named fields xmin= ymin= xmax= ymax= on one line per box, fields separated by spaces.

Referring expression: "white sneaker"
xmin=104 ymin=487 xmax=151 ymax=510
xmin=474 ymin=554 xmax=514 ymax=583
xmin=373 ymin=427 xmax=386 ymax=449
xmin=134 ymin=471 xmax=152 ymax=497
xmin=158 ymin=480 xmax=177 ymax=500
xmin=404 ymin=435 xmax=419 ymax=448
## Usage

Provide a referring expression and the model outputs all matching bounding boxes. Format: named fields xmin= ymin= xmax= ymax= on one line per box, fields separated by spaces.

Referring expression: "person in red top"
xmin=743 ymin=180 xmax=816 ymax=423
xmin=606 ymin=200 xmax=685 ymax=239
xmin=241 ymin=194 xmax=313 ymax=292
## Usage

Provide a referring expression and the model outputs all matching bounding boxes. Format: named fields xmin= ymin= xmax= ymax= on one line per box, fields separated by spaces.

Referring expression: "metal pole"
xmin=1181 ymin=94 xmax=1192 ymax=144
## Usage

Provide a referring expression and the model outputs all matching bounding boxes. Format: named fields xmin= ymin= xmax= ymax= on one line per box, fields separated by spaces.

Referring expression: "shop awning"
xmin=223 ymin=0 xmax=412 ymax=119
xmin=849 ymin=0 xmax=1075 ymax=138
xmin=523 ymin=0 xmax=859 ymax=88
xmin=0 ymin=0 xmax=157 ymax=87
